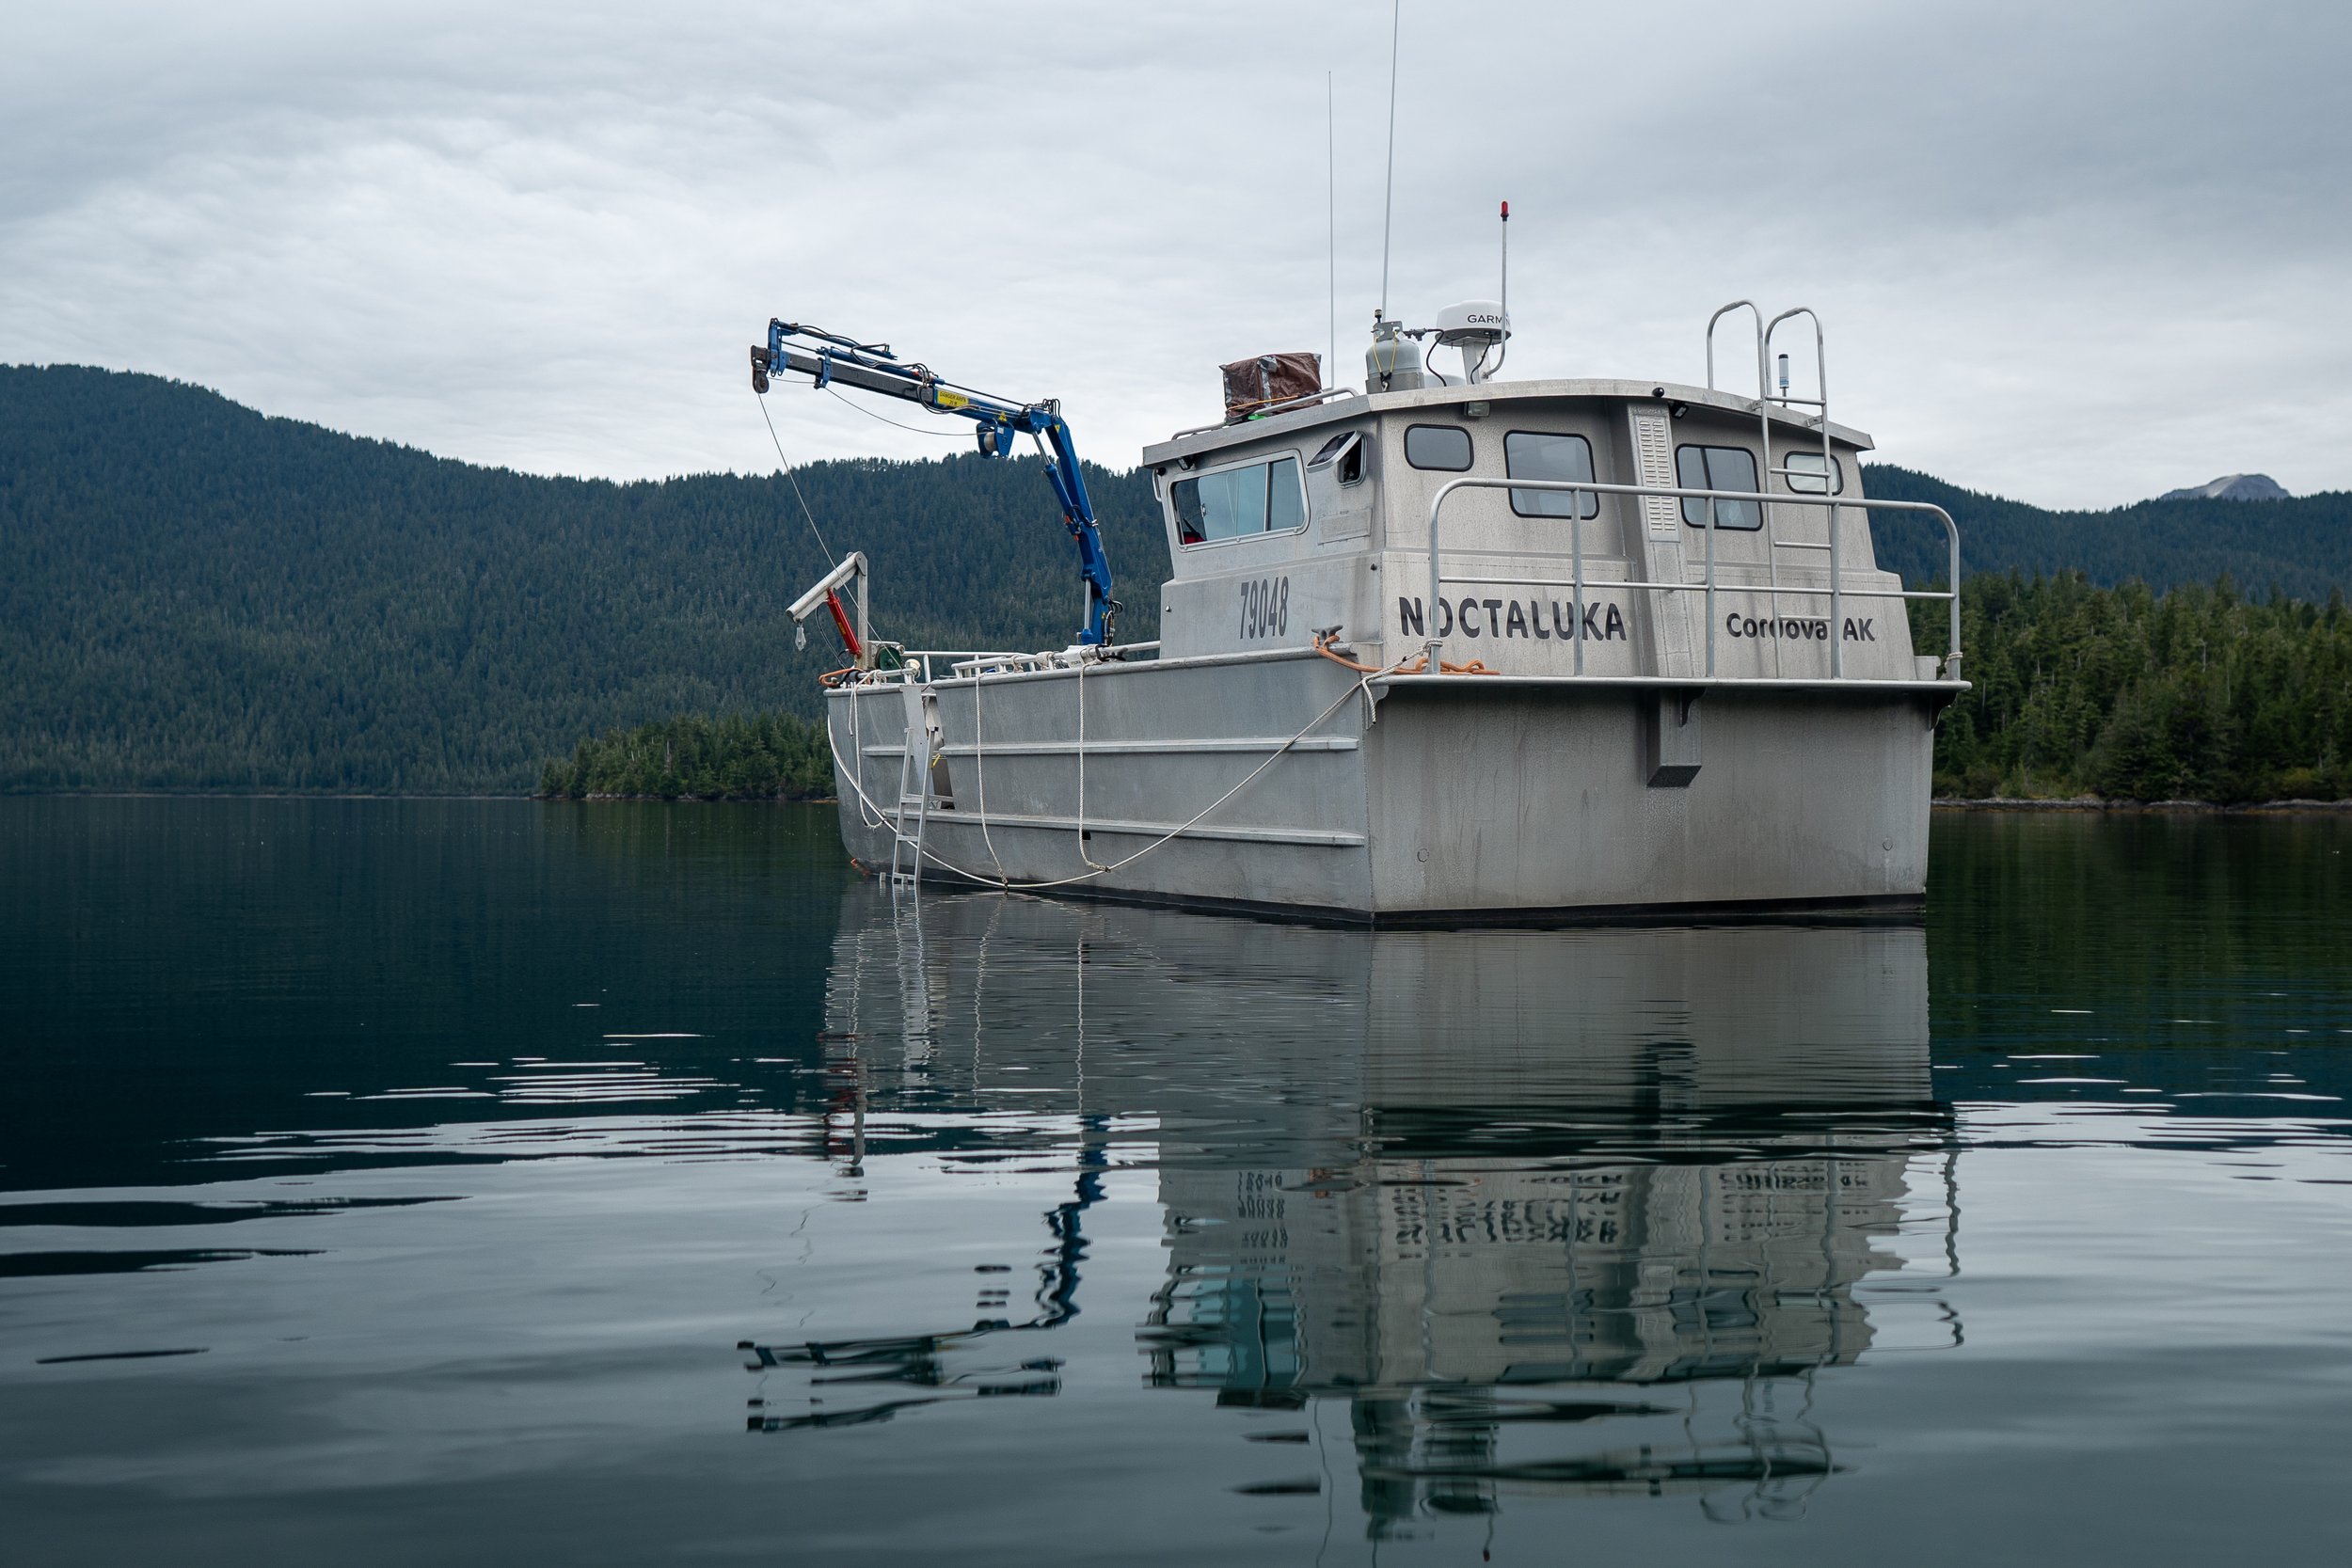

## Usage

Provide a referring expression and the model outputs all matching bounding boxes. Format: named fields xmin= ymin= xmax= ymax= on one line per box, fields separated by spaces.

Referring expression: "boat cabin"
xmin=1140 ymin=379 xmax=1939 ymax=685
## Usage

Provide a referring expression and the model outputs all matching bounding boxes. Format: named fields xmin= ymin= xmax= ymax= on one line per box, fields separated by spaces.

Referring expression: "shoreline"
xmin=7 ymin=791 xmax=2347 ymax=815
xmin=0 ymin=790 xmax=838 ymax=805
xmin=1931 ymin=797 xmax=2352 ymax=814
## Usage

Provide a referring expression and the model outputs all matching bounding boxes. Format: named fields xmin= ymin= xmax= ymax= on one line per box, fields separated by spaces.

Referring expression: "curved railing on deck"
xmin=1423 ymin=477 xmax=1963 ymax=683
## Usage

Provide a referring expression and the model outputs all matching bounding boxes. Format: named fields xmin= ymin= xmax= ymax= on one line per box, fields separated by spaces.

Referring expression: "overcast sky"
xmin=4 ymin=0 xmax=2346 ymax=508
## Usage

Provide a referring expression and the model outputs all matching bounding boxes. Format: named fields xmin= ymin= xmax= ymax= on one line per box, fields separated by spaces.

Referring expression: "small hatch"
xmin=1308 ymin=430 xmax=1367 ymax=485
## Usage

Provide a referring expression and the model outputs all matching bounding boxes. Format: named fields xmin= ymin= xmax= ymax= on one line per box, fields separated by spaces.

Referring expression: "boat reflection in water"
xmin=787 ymin=886 xmax=1958 ymax=1530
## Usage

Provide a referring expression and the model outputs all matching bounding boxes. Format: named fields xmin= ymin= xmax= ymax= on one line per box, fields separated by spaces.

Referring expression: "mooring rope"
xmin=823 ymin=650 xmax=1410 ymax=894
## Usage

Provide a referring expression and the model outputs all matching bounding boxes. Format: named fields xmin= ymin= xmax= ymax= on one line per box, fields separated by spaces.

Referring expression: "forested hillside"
xmin=540 ymin=712 xmax=834 ymax=801
xmin=0 ymin=366 xmax=1159 ymax=792
xmin=1915 ymin=575 xmax=2351 ymax=801
xmin=6 ymin=364 xmax=2348 ymax=796
xmin=1864 ymin=465 xmax=2352 ymax=602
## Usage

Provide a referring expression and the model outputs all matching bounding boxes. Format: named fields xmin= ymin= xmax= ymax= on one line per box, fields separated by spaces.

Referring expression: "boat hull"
xmin=825 ymin=652 xmax=1938 ymax=923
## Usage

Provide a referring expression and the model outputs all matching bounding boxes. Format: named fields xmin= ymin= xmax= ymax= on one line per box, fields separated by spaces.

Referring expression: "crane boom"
xmin=751 ymin=320 xmax=1119 ymax=646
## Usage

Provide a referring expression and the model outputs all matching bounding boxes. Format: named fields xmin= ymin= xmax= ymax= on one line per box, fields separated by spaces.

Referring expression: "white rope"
xmin=822 ymin=663 xmax=1384 ymax=894
xmin=966 ymin=662 xmax=1012 ymax=884
xmin=1074 ymin=658 xmax=1109 ymax=871
xmin=840 ymin=686 xmax=886 ymax=831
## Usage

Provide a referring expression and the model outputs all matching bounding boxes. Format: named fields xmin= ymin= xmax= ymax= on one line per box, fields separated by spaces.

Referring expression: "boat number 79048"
xmin=1239 ymin=576 xmax=1290 ymax=641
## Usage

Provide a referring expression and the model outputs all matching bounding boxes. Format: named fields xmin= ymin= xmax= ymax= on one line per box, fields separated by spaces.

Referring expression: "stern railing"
xmin=846 ymin=643 xmax=1167 ymax=685
xmin=1423 ymin=477 xmax=1962 ymax=682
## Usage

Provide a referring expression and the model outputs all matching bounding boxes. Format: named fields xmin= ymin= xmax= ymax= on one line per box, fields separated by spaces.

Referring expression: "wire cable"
xmin=758 ymin=390 xmax=898 ymax=660
xmin=756 ymin=392 xmax=838 ymax=562
xmin=824 ymin=386 xmax=963 ymax=438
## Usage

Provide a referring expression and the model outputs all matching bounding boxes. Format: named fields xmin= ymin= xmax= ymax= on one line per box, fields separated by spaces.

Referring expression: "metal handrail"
xmin=1765 ymin=308 xmax=1835 ymax=673
xmin=1704 ymin=301 xmax=1767 ymax=398
xmin=1424 ymin=476 xmax=1962 ymax=682
xmin=1167 ymin=387 xmax=1358 ymax=440
xmin=1728 ymin=303 xmax=1785 ymax=656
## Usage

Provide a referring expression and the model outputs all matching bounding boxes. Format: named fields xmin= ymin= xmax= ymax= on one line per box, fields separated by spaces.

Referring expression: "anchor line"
xmin=1073 ymin=658 xmax=1109 ymax=872
xmin=842 ymin=690 xmax=887 ymax=832
xmin=967 ymin=666 xmax=1012 ymax=884
xmin=824 ymin=655 xmax=1409 ymax=894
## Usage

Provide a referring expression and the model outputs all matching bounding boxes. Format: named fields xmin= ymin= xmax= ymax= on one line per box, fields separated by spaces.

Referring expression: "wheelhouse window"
xmin=1675 ymin=444 xmax=1762 ymax=531
xmin=1172 ymin=454 xmax=1307 ymax=545
xmin=1504 ymin=431 xmax=1599 ymax=518
xmin=1309 ymin=430 xmax=1368 ymax=485
xmin=1404 ymin=423 xmax=1472 ymax=471
xmin=1783 ymin=451 xmax=1846 ymax=495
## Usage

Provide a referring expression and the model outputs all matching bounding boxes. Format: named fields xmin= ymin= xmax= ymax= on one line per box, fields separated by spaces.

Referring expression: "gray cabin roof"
xmin=1138 ymin=377 xmax=1875 ymax=468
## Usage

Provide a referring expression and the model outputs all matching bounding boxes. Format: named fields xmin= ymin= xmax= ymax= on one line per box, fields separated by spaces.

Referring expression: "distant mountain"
xmin=0 ymin=365 xmax=1158 ymax=793
xmin=2158 ymin=473 xmax=2289 ymax=502
xmin=3 ymin=364 xmax=2346 ymax=794
xmin=1863 ymin=466 xmax=2349 ymax=602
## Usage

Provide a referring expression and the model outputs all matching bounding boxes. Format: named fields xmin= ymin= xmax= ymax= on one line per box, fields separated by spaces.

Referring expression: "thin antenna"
xmin=1378 ymin=0 xmax=1401 ymax=323
xmin=1327 ymin=70 xmax=1337 ymax=386
xmin=1494 ymin=198 xmax=1508 ymax=377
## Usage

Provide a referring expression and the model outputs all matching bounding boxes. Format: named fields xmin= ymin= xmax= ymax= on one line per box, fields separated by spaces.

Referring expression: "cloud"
xmin=3 ymin=0 xmax=2346 ymax=506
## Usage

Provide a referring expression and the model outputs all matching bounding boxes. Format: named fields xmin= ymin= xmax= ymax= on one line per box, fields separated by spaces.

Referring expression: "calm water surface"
xmin=4 ymin=800 xmax=2349 ymax=1563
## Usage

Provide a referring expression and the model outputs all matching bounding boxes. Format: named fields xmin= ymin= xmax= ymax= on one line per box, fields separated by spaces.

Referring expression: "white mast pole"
xmin=1378 ymin=0 xmax=1401 ymax=325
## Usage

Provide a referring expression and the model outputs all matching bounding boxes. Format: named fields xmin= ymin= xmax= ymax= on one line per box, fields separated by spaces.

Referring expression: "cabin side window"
xmin=1783 ymin=451 xmax=1846 ymax=495
xmin=1404 ymin=424 xmax=1472 ymax=471
xmin=1309 ymin=430 xmax=1369 ymax=485
xmin=1503 ymin=432 xmax=1599 ymax=518
xmin=1675 ymin=445 xmax=1763 ymax=531
xmin=1172 ymin=454 xmax=1308 ymax=546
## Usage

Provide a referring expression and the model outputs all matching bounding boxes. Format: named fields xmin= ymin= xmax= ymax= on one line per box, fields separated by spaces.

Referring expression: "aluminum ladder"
xmin=888 ymin=681 xmax=937 ymax=886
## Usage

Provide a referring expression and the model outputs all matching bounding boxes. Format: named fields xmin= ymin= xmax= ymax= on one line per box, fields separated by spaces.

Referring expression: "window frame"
xmin=1403 ymin=423 xmax=1473 ymax=472
xmin=1502 ymin=429 xmax=1601 ymax=520
xmin=1675 ymin=443 xmax=1764 ymax=532
xmin=1782 ymin=450 xmax=1847 ymax=496
xmin=1169 ymin=451 xmax=1311 ymax=549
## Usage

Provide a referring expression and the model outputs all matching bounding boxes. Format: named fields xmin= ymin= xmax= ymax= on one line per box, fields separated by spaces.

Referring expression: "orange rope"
xmin=1311 ymin=631 xmax=1494 ymax=676
xmin=1309 ymin=633 xmax=1393 ymax=673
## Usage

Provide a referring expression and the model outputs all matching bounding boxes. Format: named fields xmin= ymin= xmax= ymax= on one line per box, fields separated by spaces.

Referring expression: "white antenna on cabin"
xmin=1491 ymin=199 xmax=1509 ymax=378
xmin=1327 ymin=71 xmax=1337 ymax=388
xmin=1377 ymin=0 xmax=1401 ymax=325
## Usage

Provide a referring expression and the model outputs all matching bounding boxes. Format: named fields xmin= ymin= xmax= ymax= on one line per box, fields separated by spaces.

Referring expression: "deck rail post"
xmin=1767 ymin=309 xmax=1833 ymax=675
xmin=1572 ymin=499 xmax=1586 ymax=676
xmin=1704 ymin=500 xmax=1719 ymax=677
xmin=1422 ymin=479 xmax=1963 ymax=683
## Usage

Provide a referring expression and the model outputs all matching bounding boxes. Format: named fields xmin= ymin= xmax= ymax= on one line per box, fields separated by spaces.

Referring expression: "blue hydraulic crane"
xmin=752 ymin=321 xmax=1120 ymax=646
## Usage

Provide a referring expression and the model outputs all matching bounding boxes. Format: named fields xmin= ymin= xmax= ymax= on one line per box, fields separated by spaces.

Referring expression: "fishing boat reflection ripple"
xmin=802 ymin=887 xmax=1957 ymax=1528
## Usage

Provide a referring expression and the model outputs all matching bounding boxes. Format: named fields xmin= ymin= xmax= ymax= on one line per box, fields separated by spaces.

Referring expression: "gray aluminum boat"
xmin=782 ymin=304 xmax=1966 ymax=923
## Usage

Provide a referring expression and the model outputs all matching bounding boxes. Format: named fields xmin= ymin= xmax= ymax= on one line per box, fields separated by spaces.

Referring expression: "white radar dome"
xmin=1433 ymin=300 xmax=1509 ymax=347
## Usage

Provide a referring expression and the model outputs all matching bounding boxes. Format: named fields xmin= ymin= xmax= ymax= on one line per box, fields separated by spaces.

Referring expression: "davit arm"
xmin=752 ymin=320 xmax=1120 ymax=646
